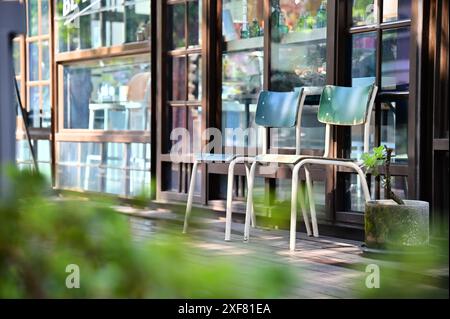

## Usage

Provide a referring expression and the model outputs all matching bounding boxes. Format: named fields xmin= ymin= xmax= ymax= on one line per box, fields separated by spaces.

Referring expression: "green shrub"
xmin=0 ymin=169 xmax=295 ymax=298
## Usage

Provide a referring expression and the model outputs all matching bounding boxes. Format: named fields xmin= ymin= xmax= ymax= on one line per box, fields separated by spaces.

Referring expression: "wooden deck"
xmin=117 ymin=205 xmax=449 ymax=299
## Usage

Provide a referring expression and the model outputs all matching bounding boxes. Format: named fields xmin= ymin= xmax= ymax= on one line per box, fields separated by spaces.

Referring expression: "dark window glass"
xmin=381 ymin=28 xmax=410 ymax=90
xmin=188 ymin=54 xmax=202 ymax=101
xmin=380 ymin=99 xmax=408 ymax=162
xmin=168 ymin=3 xmax=186 ymax=49
xmin=169 ymin=56 xmax=187 ymax=101
xmin=188 ymin=0 xmax=201 ymax=47
xmin=383 ymin=0 xmax=411 ymax=22
xmin=351 ymin=31 xmax=377 ymax=86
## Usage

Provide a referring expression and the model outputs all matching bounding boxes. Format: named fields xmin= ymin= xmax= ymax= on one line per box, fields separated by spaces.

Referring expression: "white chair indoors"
xmin=244 ymin=84 xmax=378 ymax=251
xmin=183 ymin=88 xmax=319 ymax=240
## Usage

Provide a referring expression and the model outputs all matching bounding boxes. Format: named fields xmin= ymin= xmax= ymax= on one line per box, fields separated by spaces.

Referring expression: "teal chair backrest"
xmin=255 ymin=89 xmax=303 ymax=128
xmin=317 ymin=84 xmax=375 ymax=126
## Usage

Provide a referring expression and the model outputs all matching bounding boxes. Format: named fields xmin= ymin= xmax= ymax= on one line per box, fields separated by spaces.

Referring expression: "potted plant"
xmin=361 ymin=146 xmax=429 ymax=252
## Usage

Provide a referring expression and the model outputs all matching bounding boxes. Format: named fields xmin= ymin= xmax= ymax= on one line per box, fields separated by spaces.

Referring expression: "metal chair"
xmin=237 ymin=87 xmax=324 ymax=243
xmin=244 ymin=84 xmax=377 ymax=250
xmin=288 ymin=84 xmax=378 ymax=251
xmin=184 ymin=88 xmax=318 ymax=240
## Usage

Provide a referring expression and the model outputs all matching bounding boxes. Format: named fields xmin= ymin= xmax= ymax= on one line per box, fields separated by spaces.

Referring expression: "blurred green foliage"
xmin=0 ymin=169 xmax=295 ymax=298
xmin=357 ymin=244 xmax=449 ymax=298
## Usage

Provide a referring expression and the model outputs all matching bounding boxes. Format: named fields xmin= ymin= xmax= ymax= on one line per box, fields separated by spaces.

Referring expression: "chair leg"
xmin=225 ymin=159 xmax=237 ymax=241
xmin=245 ymin=162 xmax=256 ymax=228
xmin=290 ymin=166 xmax=299 ymax=251
xmin=244 ymin=161 xmax=257 ymax=242
xmin=183 ymin=160 xmax=199 ymax=234
xmin=299 ymin=181 xmax=312 ymax=236
xmin=305 ymin=165 xmax=319 ymax=237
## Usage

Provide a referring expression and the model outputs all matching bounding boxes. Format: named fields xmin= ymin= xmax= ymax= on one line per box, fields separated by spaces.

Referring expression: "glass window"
xmin=62 ymin=54 xmax=150 ymax=131
xmin=28 ymin=42 xmax=39 ymax=82
xmin=352 ymin=0 xmax=378 ymax=26
xmin=381 ymin=28 xmax=410 ymax=90
xmin=351 ymin=31 xmax=377 ymax=86
xmin=55 ymin=0 xmax=151 ymax=53
xmin=383 ymin=0 xmax=411 ymax=22
xmin=222 ymin=50 xmax=263 ymax=149
xmin=188 ymin=54 xmax=202 ymax=101
xmin=222 ymin=0 xmax=264 ymax=42
xmin=13 ymin=40 xmax=21 ymax=74
xmin=380 ymin=99 xmax=408 ymax=162
xmin=271 ymin=0 xmax=328 ymax=91
xmin=188 ymin=0 xmax=202 ymax=47
xmin=221 ymin=0 xmax=263 ymax=149
xmin=57 ymin=141 xmax=151 ymax=196
xmin=169 ymin=56 xmax=187 ymax=101
xmin=28 ymin=0 xmax=39 ymax=36
xmin=29 ymin=86 xmax=40 ymax=128
xmin=42 ymin=40 xmax=50 ymax=80
xmin=41 ymin=0 xmax=50 ymax=34
xmin=168 ymin=3 xmax=186 ymax=49
xmin=42 ymin=85 xmax=51 ymax=128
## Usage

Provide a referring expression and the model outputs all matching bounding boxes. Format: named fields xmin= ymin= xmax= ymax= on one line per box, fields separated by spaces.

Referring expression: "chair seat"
xmin=194 ymin=153 xmax=237 ymax=163
xmin=255 ymin=154 xmax=305 ymax=164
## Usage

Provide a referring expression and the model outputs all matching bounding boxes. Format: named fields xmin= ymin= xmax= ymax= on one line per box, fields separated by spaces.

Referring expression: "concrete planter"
xmin=365 ymin=200 xmax=429 ymax=249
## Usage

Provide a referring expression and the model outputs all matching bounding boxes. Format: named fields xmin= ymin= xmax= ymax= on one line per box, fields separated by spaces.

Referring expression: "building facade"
xmin=14 ymin=0 xmax=449 ymax=240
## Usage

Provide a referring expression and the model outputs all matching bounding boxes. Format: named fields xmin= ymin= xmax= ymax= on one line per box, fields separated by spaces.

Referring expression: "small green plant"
xmin=361 ymin=145 xmax=405 ymax=205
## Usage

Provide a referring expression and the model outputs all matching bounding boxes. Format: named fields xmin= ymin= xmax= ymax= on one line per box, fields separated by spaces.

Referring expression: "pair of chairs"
xmin=184 ymin=84 xmax=378 ymax=251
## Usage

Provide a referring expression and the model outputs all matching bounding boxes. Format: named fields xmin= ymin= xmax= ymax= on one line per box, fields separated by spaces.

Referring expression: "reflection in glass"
xmin=28 ymin=0 xmax=38 ymax=36
xmin=170 ymin=56 xmax=187 ymax=101
xmin=17 ymin=139 xmax=51 ymax=180
xmin=163 ymin=163 xmax=180 ymax=192
xmin=63 ymin=55 xmax=150 ymax=130
xmin=271 ymin=0 xmax=328 ymax=91
xmin=28 ymin=42 xmax=39 ymax=81
xmin=352 ymin=0 xmax=377 ymax=26
xmin=41 ymin=0 xmax=50 ymax=34
xmin=222 ymin=50 xmax=263 ymax=148
xmin=351 ymin=31 xmax=376 ymax=86
xmin=13 ymin=40 xmax=21 ymax=74
xmin=381 ymin=28 xmax=410 ymax=90
xmin=55 ymin=0 xmax=151 ymax=53
xmin=271 ymin=101 xmax=326 ymax=150
xmin=170 ymin=107 xmax=186 ymax=149
xmin=42 ymin=85 xmax=51 ymax=128
xmin=380 ymin=100 xmax=408 ymax=162
xmin=222 ymin=0 xmax=264 ymax=41
xmin=29 ymin=86 xmax=40 ymax=128
xmin=168 ymin=3 xmax=186 ymax=49
xmin=57 ymin=141 xmax=151 ymax=196
xmin=188 ymin=54 xmax=202 ymax=101
xmin=188 ymin=0 xmax=202 ymax=47
xmin=42 ymin=40 xmax=50 ymax=80
xmin=383 ymin=0 xmax=411 ymax=22
xmin=188 ymin=107 xmax=202 ymax=155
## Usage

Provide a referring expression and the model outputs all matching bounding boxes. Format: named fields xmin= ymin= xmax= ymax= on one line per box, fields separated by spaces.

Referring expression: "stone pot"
xmin=365 ymin=200 xmax=429 ymax=250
